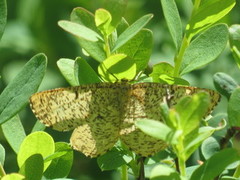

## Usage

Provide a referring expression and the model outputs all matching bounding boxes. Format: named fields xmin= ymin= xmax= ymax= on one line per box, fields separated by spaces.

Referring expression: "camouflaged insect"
xmin=30 ymin=82 xmax=220 ymax=157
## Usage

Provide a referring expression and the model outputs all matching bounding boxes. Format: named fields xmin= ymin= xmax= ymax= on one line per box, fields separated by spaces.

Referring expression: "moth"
xmin=30 ymin=82 xmax=220 ymax=157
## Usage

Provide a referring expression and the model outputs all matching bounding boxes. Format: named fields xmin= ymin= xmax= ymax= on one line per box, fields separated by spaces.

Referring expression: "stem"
xmin=0 ymin=164 xmax=6 ymax=177
xmin=178 ymin=156 xmax=186 ymax=177
xmin=121 ymin=164 xmax=128 ymax=180
xmin=176 ymin=135 xmax=186 ymax=177
xmin=104 ymin=35 xmax=111 ymax=57
xmin=137 ymin=157 xmax=145 ymax=180
xmin=173 ymin=0 xmax=202 ymax=77
xmin=233 ymin=164 xmax=240 ymax=178
xmin=220 ymin=127 xmax=236 ymax=149
xmin=192 ymin=0 xmax=201 ymax=16
xmin=173 ymin=35 xmax=189 ymax=77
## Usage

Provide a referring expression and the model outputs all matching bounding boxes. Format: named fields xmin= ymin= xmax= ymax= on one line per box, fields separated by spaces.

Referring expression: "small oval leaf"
xmin=228 ymin=88 xmax=240 ymax=127
xmin=17 ymin=131 xmax=55 ymax=171
xmin=180 ymin=24 xmax=228 ymax=75
xmin=58 ymin=20 xmax=103 ymax=42
xmin=112 ymin=14 xmax=153 ymax=52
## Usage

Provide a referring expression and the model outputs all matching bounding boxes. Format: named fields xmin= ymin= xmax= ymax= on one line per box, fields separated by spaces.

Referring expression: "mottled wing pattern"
xmin=70 ymin=83 xmax=125 ymax=157
xmin=30 ymin=85 xmax=94 ymax=131
xmin=184 ymin=86 xmax=220 ymax=115
xmin=120 ymin=83 xmax=168 ymax=157
xmin=120 ymin=83 xmax=220 ymax=157
xmin=30 ymin=83 xmax=123 ymax=157
xmin=30 ymin=82 xmax=220 ymax=158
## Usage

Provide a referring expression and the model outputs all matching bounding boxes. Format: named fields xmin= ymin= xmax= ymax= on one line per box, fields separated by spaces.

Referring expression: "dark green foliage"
xmin=0 ymin=0 xmax=240 ymax=179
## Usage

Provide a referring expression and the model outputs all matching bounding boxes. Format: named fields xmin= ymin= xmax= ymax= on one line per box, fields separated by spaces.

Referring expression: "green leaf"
xmin=57 ymin=58 xmax=78 ymax=86
xmin=190 ymin=148 xmax=240 ymax=180
xmin=112 ymin=14 xmax=153 ymax=52
xmin=98 ymin=54 xmax=136 ymax=82
xmin=0 ymin=0 xmax=7 ymax=40
xmin=17 ymin=131 xmax=55 ymax=171
xmin=228 ymin=88 xmax=240 ymax=127
xmin=149 ymin=62 xmax=174 ymax=82
xmin=229 ymin=25 xmax=240 ymax=50
xmin=213 ymin=72 xmax=238 ymax=99
xmin=70 ymin=8 xmax=106 ymax=62
xmin=135 ymin=118 xmax=181 ymax=145
xmin=95 ymin=8 xmax=112 ymax=36
xmin=160 ymin=0 xmax=182 ymax=50
xmin=186 ymin=0 xmax=236 ymax=37
xmin=136 ymin=74 xmax=153 ymax=83
xmin=97 ymin=147 xmax=132 ymax=171
xmin=150 ymin=164 xmax=181 ymax=180
xmin=103 ymin=0 xmax=127 ymax=34
xmin=158 ymin=74 xmax=189 ymax=85
xmin=44 ymin=142 xmax=73 ymax=179
xmin=2 ymin=173 xmax=25 ymax=180
xmin=229 ymin=25 xmax=240 ymax=68
xmin=74 ymin=57 xmax=101 ymax=85
xmin=1 ymin=115 xmax=26 ymax=153
xmin=231 ymin=47 xmax=240 ymax=69
xmin=184 ymin=126 xmax=217 ymax=160
xmin=19 ymin=154 xmax=44 ymax=180
xmin=175 ymin=92 xmax=210 ymax=135
xmin=208 ymin=113 xmax=228 ymax=137
xmin=70 ymin=7 xmax=99 ymax=33
xmin=117 ymin=18 xmax=129 ymax=35
xmin=118 ymin=29 xmax=153 ymax=72
xmin=58 ymin=20 xmax=103 ymax=42
xmin=0 ymin=53 xmax=47 ymax=124
xmin=221 ymin=176 xmax=238 ymax=180
xmin=31 ymin=120 xmax=46 ymax=132
xmin=180 ymin=24 xmax=228 ymax=75
xmin=0 ymin=143 xmax=5 ymax=165
xmin=201 ymin=137 xmax=220 ymax=159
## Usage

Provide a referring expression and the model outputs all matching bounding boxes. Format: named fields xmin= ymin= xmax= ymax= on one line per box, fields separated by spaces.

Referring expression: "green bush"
xmin=0 ymin=0 xmax=240 ymax=179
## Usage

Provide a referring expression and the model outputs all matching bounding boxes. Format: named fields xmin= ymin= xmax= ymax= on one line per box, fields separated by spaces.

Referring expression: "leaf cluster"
xmin=0 ymin=0 xmax=240 ymax=180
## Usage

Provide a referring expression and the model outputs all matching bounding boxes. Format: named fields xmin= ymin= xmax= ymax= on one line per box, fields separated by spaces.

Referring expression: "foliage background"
xmin=0 ymin=0 xmax=240 ymax=179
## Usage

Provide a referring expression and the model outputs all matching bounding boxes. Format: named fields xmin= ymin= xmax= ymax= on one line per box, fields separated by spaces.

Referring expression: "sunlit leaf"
xmin=149 ymin=62 xmax=174 ymax=82
xmin=118 ymin=29 xmax=153 ymax=72
xmin=57 ymin=58 xmax=78 ymax=86
xmin=58 ymin=20 xmax=103 ymax=42
xmin=136 ymin=118 xmax=181 ymax=145
xmin=70 ymin=8 xmax=106 ymax=62
xmin=150 ymin=164 xmax=181 ymax=180
xmin=186 ymin=0 xmax=235 ymax=38
xmin=174 ymin=92 xmax=210 ymax=135
xmin=0 ymin=143 xmax=5 ymax=165
xmin=2 ymin=173 xmax=25 ymax=180
xmin=17 ymin=131 xmax=55 ymax=171
xmin=112 ymin=14 xmax=153 ymax=52
xmin=98 ymin=54 xmax=136 ymax=82
xmin=19 ymin=154 xmax=44 ymax=180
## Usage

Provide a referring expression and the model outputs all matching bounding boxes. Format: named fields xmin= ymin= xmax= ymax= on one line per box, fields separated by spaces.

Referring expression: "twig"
xmin=137 ymin=157 xmax=145 ymax=180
